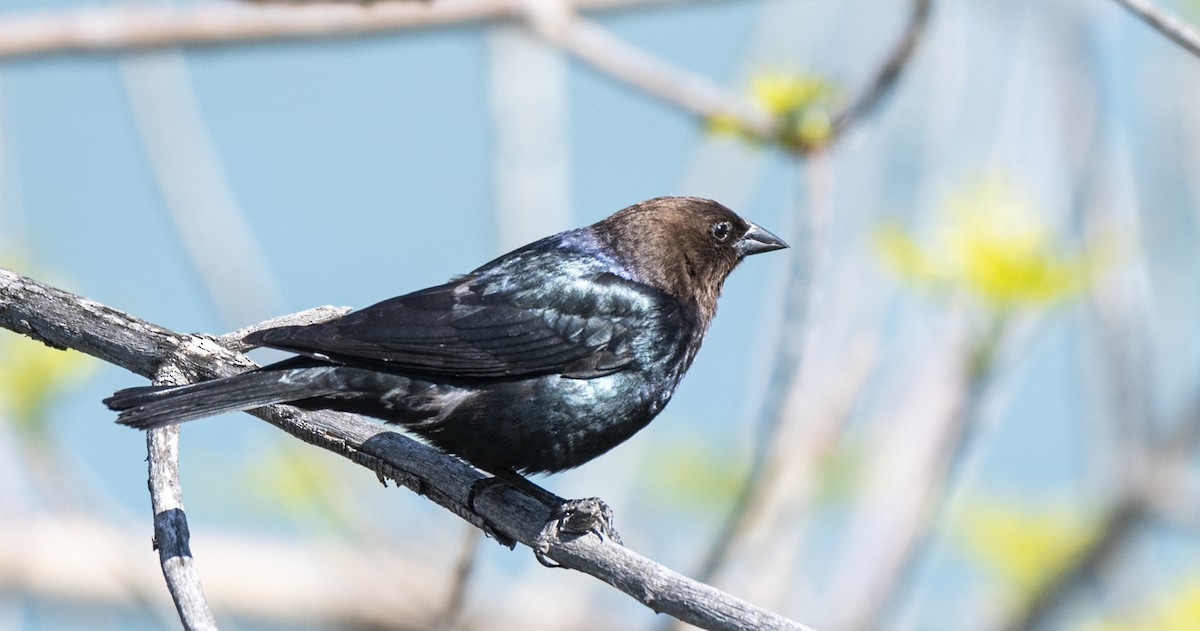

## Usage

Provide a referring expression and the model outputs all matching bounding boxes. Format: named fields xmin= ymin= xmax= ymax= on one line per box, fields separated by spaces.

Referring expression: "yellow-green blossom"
xmin=749 ymin=71 xmax=835 ymax=117
xmin=708 ymin=70 xmax=838 ymax=152
xmin=877 ymin=181 xmax=1106 ymax=310
xmin=956 ymin=495 xmax=1098 ymax=600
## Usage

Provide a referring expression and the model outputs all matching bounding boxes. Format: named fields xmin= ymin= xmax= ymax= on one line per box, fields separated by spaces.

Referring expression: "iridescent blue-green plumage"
xmin=105 ymin=197 xmax=787 ymax=475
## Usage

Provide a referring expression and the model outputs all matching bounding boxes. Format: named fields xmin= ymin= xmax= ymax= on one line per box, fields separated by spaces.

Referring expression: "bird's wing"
xmin=244 ymin=273 xmax=662 ymax=379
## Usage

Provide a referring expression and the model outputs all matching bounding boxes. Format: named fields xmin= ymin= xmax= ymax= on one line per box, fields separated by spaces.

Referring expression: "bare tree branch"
xmin=0 ymin=267 xmax=816 ymax=631
xmin=521 ymin=0 xmax=772 ymax=135
xmin=0 ymin=0 xmax=772 ymax=147
xmin=0 ymin=0 xmax=721 ymax=61
xmin=0 ymin=0 xmax=926 ymax=160
xmin=1110 ymin=0 xmax=1200 ymax=59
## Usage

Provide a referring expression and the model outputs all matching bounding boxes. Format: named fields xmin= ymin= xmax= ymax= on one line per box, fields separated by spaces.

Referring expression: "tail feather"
xmin=105 ymin=369 xmax=339 ymax=430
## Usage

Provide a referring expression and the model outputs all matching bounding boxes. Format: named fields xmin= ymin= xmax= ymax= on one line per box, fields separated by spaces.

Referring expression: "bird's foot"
xmin=466 ymin=477 xmax=517 ymax=549
xmin=467 ymin=471 xmax=622 ymax=564
xmin=534 ymin=497 xmax=622 ymax=568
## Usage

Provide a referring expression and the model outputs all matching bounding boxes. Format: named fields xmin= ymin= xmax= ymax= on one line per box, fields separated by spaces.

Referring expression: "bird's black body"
xmin=106 ymin=197 xmax=786 ymax=476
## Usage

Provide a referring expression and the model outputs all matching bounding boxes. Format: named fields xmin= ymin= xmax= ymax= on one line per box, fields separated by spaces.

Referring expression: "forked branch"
xmin=0 ymin=267 xmax=813 ymax=631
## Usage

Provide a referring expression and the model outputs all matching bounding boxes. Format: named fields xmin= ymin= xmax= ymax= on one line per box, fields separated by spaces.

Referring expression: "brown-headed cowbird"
xmin=106 ymin=196 xmax=787 ymax=478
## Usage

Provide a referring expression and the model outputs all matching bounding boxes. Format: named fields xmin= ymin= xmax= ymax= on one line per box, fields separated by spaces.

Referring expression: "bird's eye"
xmin=710 ymin=221 xmax=733 ymax=242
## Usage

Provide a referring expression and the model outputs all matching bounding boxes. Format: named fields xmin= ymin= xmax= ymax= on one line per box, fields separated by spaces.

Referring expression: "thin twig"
xmin=147 ymin=359 xmax=220 ymax=631
xmin=0 ymin=267 xmax=815 ymax=631
xmin=146 ymin=422 xmax=217 ymax=631
xmin=152 ymin=307 xmax=353 ymax=626
xmin=829 ymin=0 xmax=933 ymax=138
xmin=521 ymin=0 xmax=773 ymax=135
xmin=1110 ymin=0 xmax=1200 ymax=59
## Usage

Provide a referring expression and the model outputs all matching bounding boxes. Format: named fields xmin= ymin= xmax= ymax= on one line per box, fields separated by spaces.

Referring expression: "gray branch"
xmin=0 ymin=267 xmax=815 ymax=631
xmin=1111 ymin=0 xmax=1200 ymax=59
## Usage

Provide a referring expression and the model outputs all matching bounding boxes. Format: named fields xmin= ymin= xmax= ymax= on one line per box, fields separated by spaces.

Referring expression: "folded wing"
xmin=244 ymin=273 xmax=659 ymax=379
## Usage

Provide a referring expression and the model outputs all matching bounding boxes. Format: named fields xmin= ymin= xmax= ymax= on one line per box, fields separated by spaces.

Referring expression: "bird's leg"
xmin=486 ymin=468 xmax=565 ymax=506
xmin=468 ymin=469 xmax=622 ymax=567
xmin=465 ymin=477 xmax=518 ymax=549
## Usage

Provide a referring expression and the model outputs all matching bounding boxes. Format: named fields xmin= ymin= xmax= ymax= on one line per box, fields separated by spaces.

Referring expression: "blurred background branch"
xmin=1111 ymin=0 xmax=1200 ymax=58
xmin=0 ymin=514 xmax=458 ymax=629
xmin=0 ymin=0 xmax=725 ymax=60
xmin=120 ymin=51 xmax=282 ymax=329
xmin=682 ymin=0 xmax=933 ymax=612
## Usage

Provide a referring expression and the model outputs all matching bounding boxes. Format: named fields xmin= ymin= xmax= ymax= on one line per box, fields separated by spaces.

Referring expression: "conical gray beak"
xmin=736 ymin=222 xmax=789 ymax=257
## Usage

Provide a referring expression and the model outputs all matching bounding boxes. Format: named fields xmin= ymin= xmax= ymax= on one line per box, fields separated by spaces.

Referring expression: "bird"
xmin=106 ymin=196 xmax=787 ymax=482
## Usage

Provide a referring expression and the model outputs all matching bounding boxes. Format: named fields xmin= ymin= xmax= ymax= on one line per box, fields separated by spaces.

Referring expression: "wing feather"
xmin=243 ymin=272 xmax=656 ymax=379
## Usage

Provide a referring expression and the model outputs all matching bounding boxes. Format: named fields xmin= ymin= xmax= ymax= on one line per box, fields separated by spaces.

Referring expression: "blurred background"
xmin=2 ymin=0 xmax=1200 ymax=629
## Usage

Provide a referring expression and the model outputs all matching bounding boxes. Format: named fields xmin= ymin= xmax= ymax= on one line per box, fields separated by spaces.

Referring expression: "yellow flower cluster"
xmin=957 ymin=496 xmax=1098 ymax=599
xmin=708 ymin=70 xmax=838 ymax=152
xmin=876 ymin=182 xmax=1106 ymax=310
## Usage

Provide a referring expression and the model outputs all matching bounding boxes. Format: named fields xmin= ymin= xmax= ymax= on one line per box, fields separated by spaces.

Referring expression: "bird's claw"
xmin=467 ymin=477 xmax=517 ymax=549
xmin=534 ymin=497 xmax=622 ymax=567
xmin=557 ymin=497 xmax=621 ymax=543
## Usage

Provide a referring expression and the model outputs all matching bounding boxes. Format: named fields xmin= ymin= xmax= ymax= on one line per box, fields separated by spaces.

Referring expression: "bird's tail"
xmin=105 ymin=367 xmax=340 ymax=430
